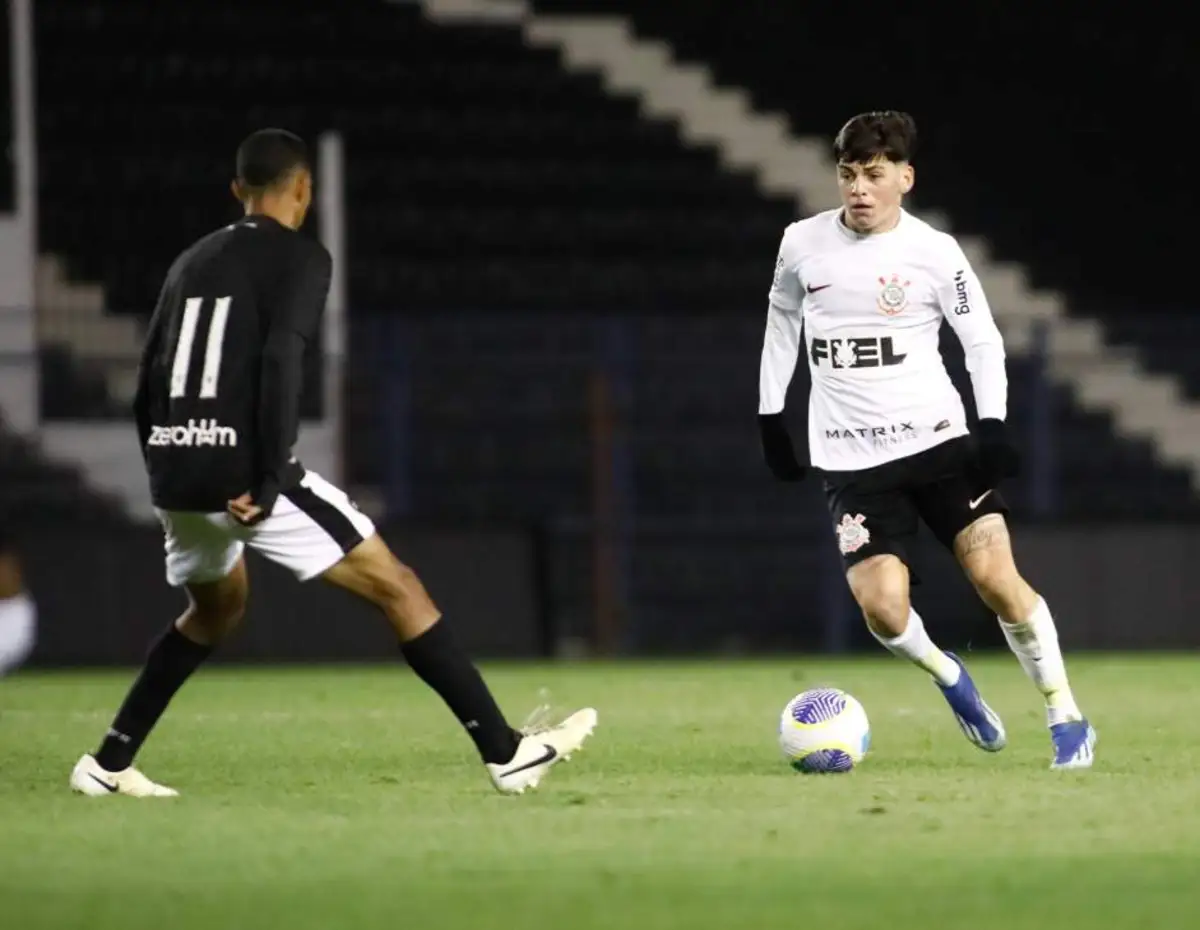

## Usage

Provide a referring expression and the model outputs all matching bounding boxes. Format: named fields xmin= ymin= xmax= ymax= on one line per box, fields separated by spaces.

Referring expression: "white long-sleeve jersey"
xmin=759 ymin=208 xmax=1007 ymax=472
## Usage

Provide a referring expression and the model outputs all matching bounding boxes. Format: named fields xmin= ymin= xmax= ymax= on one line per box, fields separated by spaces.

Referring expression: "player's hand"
xmin=972 ymin=418 xmax=1021 ymax=487
xmin=227 ymin=492 xmax=268 ymax=527
xmin=759 ymin=413 xmax=807 ymax=482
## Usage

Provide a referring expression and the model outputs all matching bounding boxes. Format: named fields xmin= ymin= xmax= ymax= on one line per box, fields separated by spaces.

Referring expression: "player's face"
xmin=837 ymin=157 xmax=913 ymax=234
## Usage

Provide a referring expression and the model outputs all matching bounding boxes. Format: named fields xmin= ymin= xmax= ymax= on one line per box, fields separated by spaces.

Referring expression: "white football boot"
xmin=69 ymin=753 xmax=179 ymax=798
xmin=487 ymin=706 xmax=598 ymax=795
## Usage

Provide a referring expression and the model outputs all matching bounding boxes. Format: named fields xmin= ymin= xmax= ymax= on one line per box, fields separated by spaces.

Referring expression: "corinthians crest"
xmin=877 ymin=273 xmax=911 ymax=315
xmin=836 ymin=513 xmax=870 ymax=555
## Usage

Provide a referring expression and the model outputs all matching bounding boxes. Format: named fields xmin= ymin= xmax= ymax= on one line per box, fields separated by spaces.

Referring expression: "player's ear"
xmin=290 ymin=168 xmax=310 ymax=201
xmin=231 ymin=179 xmax=244 ymax=203
xmin=900 ymin=163 xmax=915 ymax=195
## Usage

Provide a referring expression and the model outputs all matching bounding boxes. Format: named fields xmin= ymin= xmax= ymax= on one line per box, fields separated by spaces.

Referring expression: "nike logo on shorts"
xmin=806 ymin=284 xmax=832 ymax=293
xmin=968 ymin=490 xmax=993 ymax=510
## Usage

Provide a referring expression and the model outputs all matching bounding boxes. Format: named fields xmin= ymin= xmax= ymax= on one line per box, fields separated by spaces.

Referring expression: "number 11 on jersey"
xmin=169 ymin=296 xmax=232 ymax=399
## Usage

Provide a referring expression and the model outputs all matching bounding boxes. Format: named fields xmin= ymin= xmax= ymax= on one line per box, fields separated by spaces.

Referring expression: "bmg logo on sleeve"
xmin=810 ymin=337 xmax=907 ymax=369
xmin=952 ymin=270 xmax=972 ymax=315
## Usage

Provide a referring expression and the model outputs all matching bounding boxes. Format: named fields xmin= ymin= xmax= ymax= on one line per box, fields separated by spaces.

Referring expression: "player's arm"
xmin=936 ymin=244 xmax=1020 ymax=484
xmin=758 ymin=231 xmax=807 ymax=481
xmin=132 ymin=298 xmax=167 ymax=459
xmin=252 ymin=240 xmax=332 ymax=516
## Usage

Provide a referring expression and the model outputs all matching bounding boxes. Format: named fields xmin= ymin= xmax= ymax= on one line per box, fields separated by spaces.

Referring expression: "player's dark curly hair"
xmin=833 ymin=111 xmax=917 ymax=164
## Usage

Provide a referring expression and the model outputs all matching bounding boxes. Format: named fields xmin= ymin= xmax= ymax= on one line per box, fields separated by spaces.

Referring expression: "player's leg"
xmin=828 ymin=478 xmax=1005 ymax=751
xmin=847 ymin=553 xmax=954 ymax=683
xmin=915 ymin=438 xmax=1093 ymax=768
xmin=254 ymin=473 xmax=596 ymax=794
xmin=71 ymin=512 xmax=247 ymax=797
xmin=320 ymin=534 xmax=519 ymax=764
xmin=952 ymin=513 xmax=1094 ymax=769
xmin=0 ymin=536 xmax=37 ymax=677
xmin=321 ymin=535 xmax=595 ymax=793
xmin=829 ymin=478 xmax=957 ymax=682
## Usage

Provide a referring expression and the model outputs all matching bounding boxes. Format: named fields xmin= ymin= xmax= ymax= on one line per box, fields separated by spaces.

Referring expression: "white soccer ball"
xmin=779 ymin=688 xmax=871 ymax=773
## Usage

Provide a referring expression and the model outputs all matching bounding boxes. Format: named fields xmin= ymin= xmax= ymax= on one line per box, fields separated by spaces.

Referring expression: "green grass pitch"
xmin=1 ymin=656 xmax=1197 ymax=929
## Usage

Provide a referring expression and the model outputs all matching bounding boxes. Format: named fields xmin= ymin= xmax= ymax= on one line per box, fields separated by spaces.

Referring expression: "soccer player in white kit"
xmin=758 ymin=112 xmax=1095 ymax=769
xmin=0 ymin=527 xmax=36 ymax=677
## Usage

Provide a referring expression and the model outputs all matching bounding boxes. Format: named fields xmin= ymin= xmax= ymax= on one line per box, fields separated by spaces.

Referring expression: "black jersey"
xmin=134 ymin=215 xmax=332 ymax=512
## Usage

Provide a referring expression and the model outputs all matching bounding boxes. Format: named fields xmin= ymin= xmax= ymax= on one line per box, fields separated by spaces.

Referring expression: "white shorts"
xmin=155 ymin=471 xmax=377 ymax=587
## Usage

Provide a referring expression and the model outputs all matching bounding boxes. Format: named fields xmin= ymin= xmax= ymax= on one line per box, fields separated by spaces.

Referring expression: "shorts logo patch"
xmin=836 ymin=513 xmax=871 ymax=555
xmin=877 ymin=274 xmax=911 ymax=316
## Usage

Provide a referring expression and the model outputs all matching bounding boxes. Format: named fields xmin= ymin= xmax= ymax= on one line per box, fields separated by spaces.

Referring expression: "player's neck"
xmin=242 ymin=200 xmax=300 ymax=231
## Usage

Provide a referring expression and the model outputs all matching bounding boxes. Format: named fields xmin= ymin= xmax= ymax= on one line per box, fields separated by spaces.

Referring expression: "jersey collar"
xmin=833 ymin=207 xmax=909 ymax=242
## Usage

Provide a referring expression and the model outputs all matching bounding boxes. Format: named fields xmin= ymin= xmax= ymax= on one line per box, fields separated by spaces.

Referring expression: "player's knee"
xmin=0 ymin=552 xmax=24 ymax=599
xmin=183 ymin=597 xmax=245 ymax=643
xmin=368 ymin=559 xmax=426 ymax=610
xmin=859 ymin=592 xmax=910 ymax=637
xmin=362 ymin=559 xmax=441 ymax=639
xmin=960 ymin=542 xmax=1011 ymax=596
xmin=335 ymin=540 xmax=417 ymax=605
xmin=209 ymin=594 xmax=247 ymax=628
xmin=182 ymin=568 xmax=248 ymax=643
xmin=848 ymin=556 xmax=910 ymax=635
xmin=323 ymin=536 xmax=440 ymax=636
xmin=965 ymin=556 xmax=1034 ymax=620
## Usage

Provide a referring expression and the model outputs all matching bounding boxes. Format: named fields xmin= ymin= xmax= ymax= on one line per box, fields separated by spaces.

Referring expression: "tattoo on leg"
xmin=956 ymin=515 xmax=1009 ymax=558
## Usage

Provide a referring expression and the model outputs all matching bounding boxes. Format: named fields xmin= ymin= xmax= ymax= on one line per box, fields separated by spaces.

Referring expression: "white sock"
xmin=999 ymin=597 xmax=1081 ymax=727
xmin=0 ymin=593 xmax=36 ymax=676
xmin=871 ymin=608 xmax=960 ymax=687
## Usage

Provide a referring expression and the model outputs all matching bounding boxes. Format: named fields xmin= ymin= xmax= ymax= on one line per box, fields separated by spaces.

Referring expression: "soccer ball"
xmin=778 ymin=688 xmax=871 ymax=773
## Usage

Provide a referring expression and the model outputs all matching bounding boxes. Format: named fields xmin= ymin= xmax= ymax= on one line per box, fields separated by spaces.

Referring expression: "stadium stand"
xmin=33 ymin=0 xmax=793 ymax=315
xmin=530 ymin=2 xmax=1200 ymax=392
xmin=0 ymin=416 xmax=125 ymax=525
xmin=0 ymin=7 xmax=11 ymax=213
xmin=26 ymin=0 xmax=1200 ymax=617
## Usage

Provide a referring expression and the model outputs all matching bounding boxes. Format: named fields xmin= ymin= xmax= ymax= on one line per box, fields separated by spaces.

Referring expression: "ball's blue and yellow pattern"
xmin=778 ymin=688 xmax=871 ymax=773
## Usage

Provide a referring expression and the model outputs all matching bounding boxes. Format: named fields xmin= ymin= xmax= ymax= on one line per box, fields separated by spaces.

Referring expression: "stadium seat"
xmin=529 ymin=1 xmax=1200 ymax=396
xmin=30 ymin=0 xmax=1200 ymax=609
xmin=0 ymin=417 xmax=126 ymax=525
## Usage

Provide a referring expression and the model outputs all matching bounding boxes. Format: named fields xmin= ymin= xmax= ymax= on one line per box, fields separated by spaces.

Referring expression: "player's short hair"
xmin=235 ymin=129 xmax=310 ymax=189
xmin=833 ymin=111 xmax=917 ymax=165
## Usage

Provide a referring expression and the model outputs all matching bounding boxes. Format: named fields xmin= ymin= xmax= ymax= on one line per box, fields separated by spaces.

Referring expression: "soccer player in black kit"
xmin=70 ymin=129 xmax=596 ymax=797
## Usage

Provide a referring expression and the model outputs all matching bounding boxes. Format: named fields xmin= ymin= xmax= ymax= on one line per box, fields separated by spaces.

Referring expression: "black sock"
xmin=400 ymin=619 xmax=520 ymax=765
xmin=94 ymin=624 xmax=212 ymax=772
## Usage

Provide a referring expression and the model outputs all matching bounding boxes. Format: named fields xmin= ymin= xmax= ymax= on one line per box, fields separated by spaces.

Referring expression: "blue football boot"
xmin=1050 ymin=719 xmax=1097 ymax=770
xmin=937 ymin=652 xmax=1007 ymax=751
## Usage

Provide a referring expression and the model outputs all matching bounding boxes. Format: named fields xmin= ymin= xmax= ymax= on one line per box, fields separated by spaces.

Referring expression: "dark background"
xmin=5 ymin=1 xmax=1197 ymax=664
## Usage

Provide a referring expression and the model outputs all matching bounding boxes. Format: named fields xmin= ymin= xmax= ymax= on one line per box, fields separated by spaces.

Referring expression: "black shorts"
xmin=821 ymin=437 xmax=1008 ymax=571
